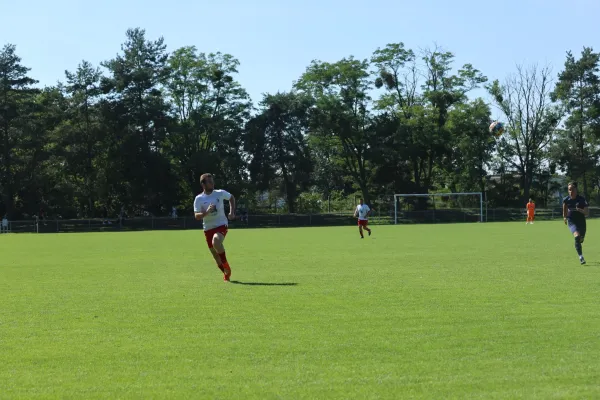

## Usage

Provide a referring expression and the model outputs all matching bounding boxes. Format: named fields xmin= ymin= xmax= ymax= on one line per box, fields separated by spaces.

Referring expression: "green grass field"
xmin=2 ymin=221 xmax=600 ymax=399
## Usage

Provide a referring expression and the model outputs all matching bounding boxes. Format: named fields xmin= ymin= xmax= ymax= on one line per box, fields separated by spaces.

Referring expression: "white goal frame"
xmin=394 ymin=192 xmax=484 ymax=224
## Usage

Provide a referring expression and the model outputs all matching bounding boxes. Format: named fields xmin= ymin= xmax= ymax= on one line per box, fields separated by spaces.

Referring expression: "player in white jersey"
xmin=194 ymin=173 xmax=236 ymax=282
xmin=353 ymin=198 xmax=372 ymax=239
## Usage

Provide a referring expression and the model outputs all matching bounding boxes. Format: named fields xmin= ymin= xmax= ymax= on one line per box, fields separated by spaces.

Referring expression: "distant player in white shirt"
xmin=353 ymin=198 xmax=372 ymax=239
xmin=193 ymin=173 xmax=236 ymax=282
xmin=1 ymin=215 xmax=8 ymax=233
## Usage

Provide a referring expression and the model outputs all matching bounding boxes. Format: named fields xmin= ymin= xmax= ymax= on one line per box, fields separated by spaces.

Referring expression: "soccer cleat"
xmin=368 ymin=230 xmax=371 ymax=236
xmin=580 ymin=256 xmax=586 ymax=265
xmin=223 ymin=265 xmax=231 ymax=281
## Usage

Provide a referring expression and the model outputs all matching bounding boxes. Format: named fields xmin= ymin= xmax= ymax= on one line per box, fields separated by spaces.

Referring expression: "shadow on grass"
xmin=229 ymin=280 xmax=298 ymax=286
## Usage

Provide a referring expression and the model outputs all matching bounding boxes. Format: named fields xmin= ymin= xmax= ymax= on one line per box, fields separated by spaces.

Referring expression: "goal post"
xmin=394 ymin=192 xmax=484 ymax=224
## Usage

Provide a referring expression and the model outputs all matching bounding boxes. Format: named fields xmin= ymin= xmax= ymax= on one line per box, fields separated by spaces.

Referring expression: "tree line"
xmin=1 ymin=28 xmax=599 ymax=219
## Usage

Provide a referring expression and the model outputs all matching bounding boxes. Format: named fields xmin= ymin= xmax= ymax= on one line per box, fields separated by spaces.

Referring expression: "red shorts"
xmin=204 ymin=225 xmax=228 ymax=248
xmin=358 ymin=219 xmax=368 ymax=227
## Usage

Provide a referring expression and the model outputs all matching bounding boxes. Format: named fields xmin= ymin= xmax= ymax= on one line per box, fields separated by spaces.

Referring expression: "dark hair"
xmin=568 ymin=181 xmax=578 ymax=188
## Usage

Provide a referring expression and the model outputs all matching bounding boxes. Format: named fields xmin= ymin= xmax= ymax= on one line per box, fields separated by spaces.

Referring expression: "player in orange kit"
xmin=526 ymin=198 xmax=535 ymax=224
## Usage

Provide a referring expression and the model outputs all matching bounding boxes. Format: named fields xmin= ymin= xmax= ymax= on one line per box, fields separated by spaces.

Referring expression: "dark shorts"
xmin=567 ymin=218 xmax=586 ymax=237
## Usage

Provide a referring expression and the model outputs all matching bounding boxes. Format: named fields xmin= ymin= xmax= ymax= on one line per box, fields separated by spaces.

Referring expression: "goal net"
xmin=394 ymin=192 xmax=484 ymax=224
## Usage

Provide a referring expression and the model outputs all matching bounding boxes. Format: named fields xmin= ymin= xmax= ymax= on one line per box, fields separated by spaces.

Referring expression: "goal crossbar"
xmin=394 ymin=192 xmax=484 ymax=224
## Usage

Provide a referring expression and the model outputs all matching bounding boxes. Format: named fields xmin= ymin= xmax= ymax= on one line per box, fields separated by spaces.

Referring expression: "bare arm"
xmin=195 ymin=203 xmax=215 ymax=220
xmin=562 ymin=203 xmax=568 ymax=224
xmin=228 ymin=195 xmax=236 ymax=219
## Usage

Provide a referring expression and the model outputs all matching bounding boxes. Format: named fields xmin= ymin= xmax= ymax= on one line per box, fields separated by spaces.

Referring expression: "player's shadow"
xmin=230 ymin=280 xmax=298 ymax=286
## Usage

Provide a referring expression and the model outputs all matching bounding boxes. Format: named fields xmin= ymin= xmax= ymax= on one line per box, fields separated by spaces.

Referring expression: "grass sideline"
xmin=2 ymin=222 xmax=600 ymax=399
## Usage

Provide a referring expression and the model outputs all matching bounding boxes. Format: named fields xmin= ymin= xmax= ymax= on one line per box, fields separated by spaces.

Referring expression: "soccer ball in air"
xmin=489 ymin=121 xmax=504 ymax=137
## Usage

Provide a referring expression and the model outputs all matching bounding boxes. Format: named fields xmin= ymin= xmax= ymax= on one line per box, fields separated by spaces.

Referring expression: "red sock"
xmin=219 ymin=252 xmax=228 ymax=265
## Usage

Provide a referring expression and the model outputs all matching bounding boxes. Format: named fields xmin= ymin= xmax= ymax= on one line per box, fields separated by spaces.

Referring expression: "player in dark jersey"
xmin=562 ymin=182 xmax=589 ymax=264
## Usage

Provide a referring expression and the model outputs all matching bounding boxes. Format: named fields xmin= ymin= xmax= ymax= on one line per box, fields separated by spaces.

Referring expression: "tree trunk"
xmin=359 ymin=182 xmax=370 ymax=205
xmin=282 ymin=173 xmax=296 ymax=214
xmin=426 ymin=145 xmax=435 ymax=191
xmin=412 ymin=157 xmax=420 ymax=192
xmin=479 ymin=166 xmax=486 ymax=195
xmin=579 ymin=100 xmax=588 ymax=199
xmin=352 ymin=151 xmax=370 ymax=204
xmin=286 ymin=190 xmax=296 ymax=213
xmin=2 ymin=121 xmax=13 ymax=218
xmin=523 ymin=168 xmax=533 ymax=203
xmin=578 ymin=131 xmax=588 ymax=199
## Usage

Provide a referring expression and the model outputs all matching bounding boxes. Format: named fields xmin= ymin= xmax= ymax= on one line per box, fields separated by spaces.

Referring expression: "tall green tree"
xmin=26 ymin=87 xmax=69 ymax=216
xmin=295 ymin=57 xmax=374 ymax=202
xmin=53 ymin=60 xmax=104 ymax=216
xmin=166 ymin=47 xmax=251 ymax=199
xmin=102 ymin=28 xmax=177 ymax=215
xmin=421 ymin=48 xmax=487 ymax=192
xmin=371 ymin=43 xmax=418 ymax=115
xmin=370 ymin=43 xmax=423 ymax=193
xmin=0 ymin=44 xmax=39 ymax=218
xmin=488 ymin=65 xmax=561 ymax=202
xmin=244 ymin=92 xmax=313 ymax=213
xmin=371 ymin=44 xmax=487 ymax=193
xmin=445 ymin=99 xmax=495 ymax=193
xmin=551 ymin=47 xmax=600 ymax=198
xmin=422 ymin=47 xmax=487 ymax=129
xmin=307 ymin=132 xmax=348 ymax=201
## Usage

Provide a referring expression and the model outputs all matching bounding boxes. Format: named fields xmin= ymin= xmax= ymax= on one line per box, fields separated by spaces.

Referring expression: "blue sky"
xmin=2 ymin=0 xmax=599 ymax=116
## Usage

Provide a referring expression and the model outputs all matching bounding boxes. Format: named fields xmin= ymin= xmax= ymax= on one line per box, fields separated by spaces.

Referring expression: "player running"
xmin=562 ymin=182 xmax=589 ymax=265
xmin=526 ymin=198 xmax=535 ymax=224
xmin=354 ymin=199 xmax=372 ymax=239
xmin=194 ymin=173 xmax=236 ymax=281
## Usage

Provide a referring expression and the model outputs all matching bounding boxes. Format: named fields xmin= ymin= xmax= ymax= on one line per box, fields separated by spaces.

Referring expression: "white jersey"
xmin=194 ymin=189 xmax=232 ymax=231
xmin=356 ymin=204 xmax=370 ymax=220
